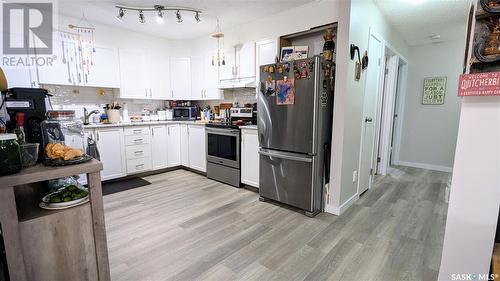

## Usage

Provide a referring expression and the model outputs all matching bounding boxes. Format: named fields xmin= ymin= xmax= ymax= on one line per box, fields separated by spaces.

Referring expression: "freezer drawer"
xmin=259 ymin=149 xmax=314 ymax=211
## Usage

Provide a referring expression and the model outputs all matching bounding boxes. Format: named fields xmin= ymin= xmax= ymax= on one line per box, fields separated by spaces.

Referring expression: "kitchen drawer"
xmin=124 ymin=126 xmax=150 ymax=136
xmin=126 ymin=144 xmax=151 ymax=160
xmin=125 ymin=134 xmax=151 ymax=146
xmin=127 ymin=157 xmax=152 ymax=174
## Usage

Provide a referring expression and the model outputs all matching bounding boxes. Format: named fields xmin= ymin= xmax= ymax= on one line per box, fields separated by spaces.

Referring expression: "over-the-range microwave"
xmin=172 ymin=107 xmax=197 ymax=120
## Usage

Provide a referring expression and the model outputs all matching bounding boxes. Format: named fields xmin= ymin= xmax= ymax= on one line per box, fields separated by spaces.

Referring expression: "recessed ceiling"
xmin=58 ymin=0 xmax=315 ymax=40
xmin=374 ymin=0 xmax=472 ymax=46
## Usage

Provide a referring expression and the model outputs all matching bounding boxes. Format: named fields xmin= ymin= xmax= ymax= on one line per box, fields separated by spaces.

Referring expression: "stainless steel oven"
xmin=206 ymin=125 xmax=241 ymax=187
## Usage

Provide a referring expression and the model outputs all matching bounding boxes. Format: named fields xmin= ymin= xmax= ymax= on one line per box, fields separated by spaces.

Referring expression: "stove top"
xmin=205 ymin=122 xmax=240 ymax=129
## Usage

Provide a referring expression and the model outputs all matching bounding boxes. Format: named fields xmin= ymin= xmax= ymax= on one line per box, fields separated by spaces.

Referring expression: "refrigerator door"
xmin=259 ymin=148 xmax=314 ymax=211
xmin=258 ymin=57 xmax=319 ymax=154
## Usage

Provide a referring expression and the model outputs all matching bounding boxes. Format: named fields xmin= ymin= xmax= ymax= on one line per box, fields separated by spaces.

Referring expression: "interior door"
xmin=358 ymin=33 xmax=384 ymax=194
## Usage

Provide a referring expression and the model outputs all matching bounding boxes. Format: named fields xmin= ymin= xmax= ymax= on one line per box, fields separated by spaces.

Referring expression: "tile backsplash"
xmin=195 ymin=88 xmax=257 ymax=108
xmin=43 ymin=85 xmax=166 ymax=121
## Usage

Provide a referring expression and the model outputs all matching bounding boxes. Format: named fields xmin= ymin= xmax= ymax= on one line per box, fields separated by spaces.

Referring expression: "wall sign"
xmin=423 ymin=77 xmax=447 ymax=105
xmin=458 ymin=71 xmax=500 ymax=96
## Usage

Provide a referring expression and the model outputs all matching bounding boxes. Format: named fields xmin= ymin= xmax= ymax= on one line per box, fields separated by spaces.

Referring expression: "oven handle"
xmin=206 ymin=128 xmax=240 ymax=135
xmin=259 ymin=150 xmax=313 ymax=163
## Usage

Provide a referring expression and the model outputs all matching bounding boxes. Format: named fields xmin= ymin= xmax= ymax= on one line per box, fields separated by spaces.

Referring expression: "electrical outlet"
xmin=352 ymin=171 xmax=358 ymax=183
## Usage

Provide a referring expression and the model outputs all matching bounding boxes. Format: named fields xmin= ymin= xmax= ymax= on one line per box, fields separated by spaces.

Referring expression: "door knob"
xmin=365 ymin=117 xmax=373 ymax=123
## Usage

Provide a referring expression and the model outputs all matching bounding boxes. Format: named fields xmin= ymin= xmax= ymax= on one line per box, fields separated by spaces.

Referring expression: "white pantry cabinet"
xmin=241 ymin=129 xmax=259 ymax=188
xmin=187 ymin=125 xmax=206 ymax=172
xmin=95 ymin=127 xmax=126 ymax=181
xmin=180 ymin=124 xmax=189 ymax=166
xmin=170 ymin=57 xmax=191 ymax=100
xmin=151 ymin=125 xmax=168 ymax=170
xmin=166 ymin=124 xmax=181 ymax=167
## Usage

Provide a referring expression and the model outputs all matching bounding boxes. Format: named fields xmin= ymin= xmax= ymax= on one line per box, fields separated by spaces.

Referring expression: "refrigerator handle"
xmin=259 ymin=150 xmax=312 ymax=163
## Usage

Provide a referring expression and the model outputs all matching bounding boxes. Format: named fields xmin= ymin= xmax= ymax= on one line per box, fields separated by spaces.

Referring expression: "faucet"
xmin=83 ymin=107 xmax=100 ymax=125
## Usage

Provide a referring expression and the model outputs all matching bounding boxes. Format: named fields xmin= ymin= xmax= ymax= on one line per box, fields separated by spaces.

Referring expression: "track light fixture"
xmin=176 ymin=10 xmax=182 ymax=23
xmin=116 ymin=8 xmax=124 ymax=22
xmin=115 ymin=5 xmax=202 ymax=25
xmin=156 ymin=9 xmax=164 ymax=24
xmin=139 ymin=10 xmax=145 ymax=24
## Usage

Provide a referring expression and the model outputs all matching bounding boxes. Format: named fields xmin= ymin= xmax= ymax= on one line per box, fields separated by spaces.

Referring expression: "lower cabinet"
xmin=187 ymin=125 xmax=206 ymax=172
xmin=95 ymin=128 xmax=126 ymax=181
xmin=180 ymin=124 xmax=189 ymax=167
xmin=151 ymin=125 xmax=168 ymax=170
xmin=166 ymin=124 xmax=181 ymax=167
xmin=125 ymin=126 xmax=152 ymax=174
xmin=241 ymin=129 xmax=259 ymax=188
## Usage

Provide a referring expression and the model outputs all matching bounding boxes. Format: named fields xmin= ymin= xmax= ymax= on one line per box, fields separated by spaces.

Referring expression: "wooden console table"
xmin=0 ymin=159 xmax=110 ymax=281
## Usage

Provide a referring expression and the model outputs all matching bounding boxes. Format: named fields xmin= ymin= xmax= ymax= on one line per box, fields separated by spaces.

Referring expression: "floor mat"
xmin=102 ymin=177 xmax=151 ymax=195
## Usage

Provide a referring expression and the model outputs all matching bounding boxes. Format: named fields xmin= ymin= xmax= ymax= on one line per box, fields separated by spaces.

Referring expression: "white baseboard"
xmin=396 ymin=160 xmax=453 ymax=173
xmin=324 ymin=193 xmax=359 ymax=216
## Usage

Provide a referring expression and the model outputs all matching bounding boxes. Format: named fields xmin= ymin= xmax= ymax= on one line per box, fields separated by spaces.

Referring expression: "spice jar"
xmin=41 ymin=110 xmax=84 ymax=158
xmin=0 ymin=134 xmax=22 ymax=176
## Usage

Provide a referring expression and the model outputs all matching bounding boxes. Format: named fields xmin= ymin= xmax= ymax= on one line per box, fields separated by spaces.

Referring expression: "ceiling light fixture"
xmin=115 ymin=5 xmax=201 ymax=25
xmin=139 ymin=10 xmax=145 ymax=24
xmin=116 ymin=8 xmax=124 ymax=22
xmin=176 ymin=10 xmax=182 ymax=23
xmin=156 ymin=9 xmax=164 ymax=24
xmin=195 ymin=12 xmax=201 ymax=23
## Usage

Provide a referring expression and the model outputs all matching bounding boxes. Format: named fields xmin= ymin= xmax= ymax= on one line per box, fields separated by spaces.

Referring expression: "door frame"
xmin=356 ymin=28 xmax=385 ymax=195
xmin=375 ymin=43 xmax=409 ymax=175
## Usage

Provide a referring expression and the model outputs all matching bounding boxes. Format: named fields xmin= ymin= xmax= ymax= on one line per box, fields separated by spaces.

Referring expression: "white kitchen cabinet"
xmin=148 ymin=54 xmax=171 ymax=99
xmin=3 ymin=62 xmax=37 ymax=88
xmin=86 ymin=46 xmax=120 ymax=88
xmin=96 ymin=127 xmax=126 ymax=180
xmin=256 ymin=39 xmax=278 ymax=96
xmin=219 ymin=48 xmax=236 ymax=81
xmin=237 ymin=42 xmax=256 ymax=78
xmin=180 ymin=124 xmax=189 ymax=166
xmin=118 ymin=49 xmax=148 ymax=99
xmin=167 ymin=124 xmax=181 ymax=167
xmin=188 ymin=125 xmax=206 ymax=172
xmin=241 ymin=129 xmax=259 ymax=188
xmin=151 ymin=125 xmax=168 ymax=170
xmin=191 ymin=54 xmax=222 ymax=100
xmin=170 ymin=57 xmax=191 ymax=100
xmin=190 ymin=56 xmax=204 ymax=100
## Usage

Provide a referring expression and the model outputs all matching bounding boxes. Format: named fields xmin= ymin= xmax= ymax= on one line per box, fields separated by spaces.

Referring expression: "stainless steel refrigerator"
xmin=257 ymin=56 xmax=334 ymax=217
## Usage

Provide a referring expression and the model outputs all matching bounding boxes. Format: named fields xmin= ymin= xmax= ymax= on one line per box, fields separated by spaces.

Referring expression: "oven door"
xmin=206 ymin=127 xmax=240 ymax=169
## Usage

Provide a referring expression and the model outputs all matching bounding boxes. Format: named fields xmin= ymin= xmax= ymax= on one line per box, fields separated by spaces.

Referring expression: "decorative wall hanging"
xmin=65 ymin=14 xmax=97 ymax=84
xmin=211 ymin=19 xmax=225 ymax=66
xmin=115 ymin=4 xmax=201 ymax=25
xmin=276 ymin=77 xmax=295 ymax=105
xmin=422 ymin=77 xmax=447 ymax=105
xmin=350 ymin=44 xmax=362 ymax=81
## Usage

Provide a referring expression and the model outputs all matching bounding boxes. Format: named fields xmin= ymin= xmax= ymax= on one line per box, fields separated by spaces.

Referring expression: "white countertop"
xmin=84 ymin=120 xmax=258 ymax=130
xmin=83 ymin=120 xmax=205 ymax=129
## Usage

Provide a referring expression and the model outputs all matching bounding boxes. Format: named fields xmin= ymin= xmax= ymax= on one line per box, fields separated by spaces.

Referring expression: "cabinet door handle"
xmin=134 ymin=151 xmax=144 ymax=155
xmin=133 ymin=129 xmax=142 ymax=134
xmin=97 ymin=132 xmax=100 ymax=141
xmin=136 ymin=164 xmax=144 ymax=169
xmin=134 ymin=138 xmax=143 ymax=144
xmin=152 ymin=128 xmax=154 ymax=136
xmin=168 ymin=127 xmax=170 ymax=135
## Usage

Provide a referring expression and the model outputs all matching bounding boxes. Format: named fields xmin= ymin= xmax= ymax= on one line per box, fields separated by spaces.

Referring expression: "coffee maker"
xmin=3 ymin=88 xmax=50 ymax=145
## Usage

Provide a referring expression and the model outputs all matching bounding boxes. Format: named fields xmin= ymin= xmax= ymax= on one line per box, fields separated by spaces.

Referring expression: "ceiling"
xmin=374 ymin=0 xmax=472 ymax=46
xmin=57 ymin=0 xmax=315 ymax=40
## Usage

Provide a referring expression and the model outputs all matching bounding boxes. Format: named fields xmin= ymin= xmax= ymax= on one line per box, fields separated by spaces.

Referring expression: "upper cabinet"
xmin=118 ymin=49 xmax=171 ymax=99
xmin=190 ymin=54 xmax=222 ymax=100
xmin=38 ymin=32 xmax=120 ymax=88
xmin=237 ymin=42 xmax=256 ymax=79
xmin=219 ymin=48 xmax=236 ymax=81
xmin=170 ymin=57 xmax=191 ymax=100
xmin=255 ymin=39 xmax=278 ymax=95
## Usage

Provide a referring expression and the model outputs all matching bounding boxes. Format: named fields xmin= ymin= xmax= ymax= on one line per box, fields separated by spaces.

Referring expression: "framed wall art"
xmin=422 ymin=77 xmax=447 ymax=105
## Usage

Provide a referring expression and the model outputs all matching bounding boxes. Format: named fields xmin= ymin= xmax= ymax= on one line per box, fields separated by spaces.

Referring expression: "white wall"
xmin=329 ymin=0 xmax=409 ymax=212
xmin=397 ymin=39 xmax=464 ymax=172
xmin=438 ymin=96 xmax=500 ymax=279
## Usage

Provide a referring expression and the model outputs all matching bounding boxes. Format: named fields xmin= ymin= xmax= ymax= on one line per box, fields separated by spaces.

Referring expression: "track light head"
xmin=176 ymin=10 xmax=182 ymax=23
xmin=116 ymin=8 xmax=124 ymax=22
xmin=139 ymin=10 xmax=145 ymax=24
xmin=156 ymin=9 xmax=164 ymax=24
xmin=195 ymin=12 xmax=201 ymax=23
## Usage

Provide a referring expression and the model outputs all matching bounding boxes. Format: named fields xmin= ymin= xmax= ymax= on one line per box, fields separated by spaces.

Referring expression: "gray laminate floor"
xmin=104 ymin=166 xmax=450 ymax=281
